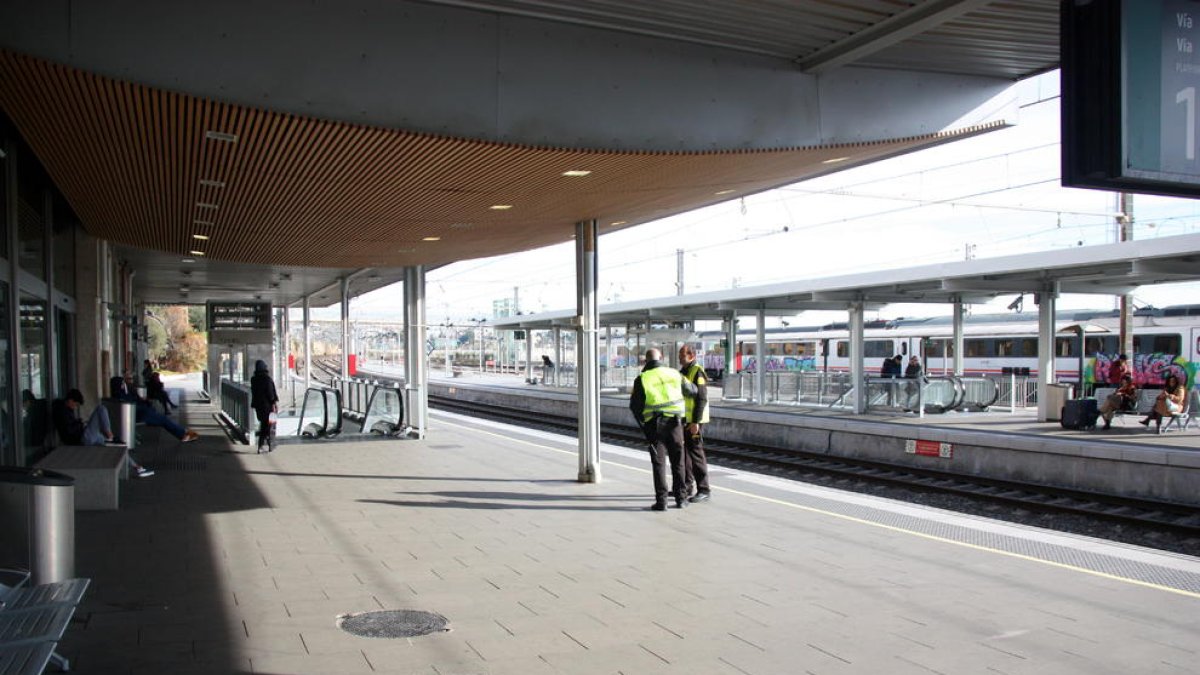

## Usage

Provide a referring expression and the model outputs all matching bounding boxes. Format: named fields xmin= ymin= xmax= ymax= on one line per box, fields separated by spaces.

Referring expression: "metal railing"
xmin=720 ymin=371 xmax=1000 ymax=414
xmin=989 ymin=374 xmax=1038 ymax=408
xmin=220 ymin=380 xmax=252 ymax=434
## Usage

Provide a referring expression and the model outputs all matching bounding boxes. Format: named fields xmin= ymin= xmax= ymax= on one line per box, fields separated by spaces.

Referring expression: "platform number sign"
xmin=1063 ymin=0 xmax=1200 ymax=197
xmin=1139 ymin=0 xmax=1200 ymax=180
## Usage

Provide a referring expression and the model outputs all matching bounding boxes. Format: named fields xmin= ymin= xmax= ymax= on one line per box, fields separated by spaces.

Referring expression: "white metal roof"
xmin=492 ymin=234 xmax=1200 ymax=329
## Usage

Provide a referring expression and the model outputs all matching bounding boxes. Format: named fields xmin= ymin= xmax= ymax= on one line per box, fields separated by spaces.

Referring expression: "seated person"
xmin=53 ymin=388 xmax=154 ymax=477
xmin=146 ymin=372 xmax=178 ymax=413
xmin=1098 ymin=375 xmax=1137 ymax=430
xmin=110 ymin=374 xmax=199 ymax=443
xmin=1140 ymin=374 xmax=1187 ymax=431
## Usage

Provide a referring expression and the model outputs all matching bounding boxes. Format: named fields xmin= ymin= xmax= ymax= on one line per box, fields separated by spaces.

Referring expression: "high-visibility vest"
xmin=639 ymin=366 xmax=685 ymax=422
xmin=681 ymin=362 xmax=709 ymax=424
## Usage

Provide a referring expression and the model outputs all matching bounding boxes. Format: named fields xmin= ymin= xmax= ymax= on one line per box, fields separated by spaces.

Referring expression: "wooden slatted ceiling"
xmin=0 ymin=49 xmax=1002 ymax=269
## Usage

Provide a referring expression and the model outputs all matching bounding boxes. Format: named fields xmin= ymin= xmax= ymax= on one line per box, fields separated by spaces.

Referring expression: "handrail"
xmin=297 ymin=387 xmax=343 ymax=438
xmin=362 ymin=386 xmax=406 ymax=436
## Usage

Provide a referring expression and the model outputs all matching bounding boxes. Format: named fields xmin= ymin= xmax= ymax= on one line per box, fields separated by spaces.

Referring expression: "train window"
xmin=995 ymin=339 xmax=1014 ymax=356
xmin=1085 ymin=337 xmax=1105 ymax=354
xmin=864 ymin=340 xmax=892 ymax=358
xmin=1134 ymin=333 xmax=1182 ymax=354
xmin=836 ymin=341 xmax=848 ymax=358
xmin=1061 ymin=337 xmax=1077 ymax=357
xmin=901 ymin=343 xmax=908 ymax=355
xmin=742 ymin=342 xmax=755 ymax=356
xmin=964 ymin=339 xmax=988 ymax=357
xmin=1016 ymin=338 xmax=1037 ymax=357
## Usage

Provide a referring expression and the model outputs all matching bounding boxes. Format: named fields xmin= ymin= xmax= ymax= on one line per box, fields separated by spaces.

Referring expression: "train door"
xmin=1193 ymin=327 xmax=1200 ymax=374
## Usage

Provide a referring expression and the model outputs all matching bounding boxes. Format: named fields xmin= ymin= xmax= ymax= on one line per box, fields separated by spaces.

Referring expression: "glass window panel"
xmin=0 ymin=281 xmax=12 ymax=464
xmin=53 ymin=200 xmax=75 ymax=295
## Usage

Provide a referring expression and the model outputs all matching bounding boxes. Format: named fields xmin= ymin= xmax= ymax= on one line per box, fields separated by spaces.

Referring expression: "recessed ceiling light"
xmin=189 ymin=250 xmax=206 ymax=256
xmin=205 ymin=130 xmax=238 ymax=143
xmin=397 ymin=248 xmax=416 ymax=253
xmin=182 ymin=257 xmax=196 ymax=264
xmin=562 ymin=170 xmax=592 ymax=177
xmin=196 ymin=203 xmax=218 ymax=210
xmin=192 ymin=234 xmax=209 ymax=241
xmin=822 ymin=156 xmax=850 ymax=164
xmin=422 ymin=236 xmax=441 ymax=242
xmin=180 ymin=285 xmax=190 ymax=292
xmin=489 ymin=204 xmax=513 ymax=210
xmin=714 ymin=189 xmax=735 ymax=195
xmin=199 ymin=179 xmax=226 ymax=188
xmin=610 ymin=220 xmax=627 ymax=226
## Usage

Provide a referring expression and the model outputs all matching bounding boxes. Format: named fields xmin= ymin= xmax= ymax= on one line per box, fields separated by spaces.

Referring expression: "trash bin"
xmin=0 ymin=466 xmax=75 ymax=585
xmin=103 ymin=399 xmax=137 ymax=451
xmin=1045 ymin=383 xmax=1073 ymax=422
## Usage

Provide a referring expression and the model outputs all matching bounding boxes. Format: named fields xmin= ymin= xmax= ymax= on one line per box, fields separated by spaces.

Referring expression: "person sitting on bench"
xmin=110 ymin=374 xmax=199 ymax=443
xmin=146 ymin=371 xmax=178 ymax=414
xmin=1098 ymin=375 xmax=1137 ymax=430
xmin=52 ymin=389 xmax=154 ymax=477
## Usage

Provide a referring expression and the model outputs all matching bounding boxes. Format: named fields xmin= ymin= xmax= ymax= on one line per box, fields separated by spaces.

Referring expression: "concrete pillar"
xmin=1036 ymin=288 xmax=1058 ymax=422
xmin=404 ymin=266 xmax=427 ymax=437
xmin=575 ymin=219 xmax=600 ymax=483
xmin=952 ymin=299 xmax=965 ymax=376
xmin=754 ymin=309 xmax=766 ymax=404
xmin=849 ymin=302 xmax=865 ymax=414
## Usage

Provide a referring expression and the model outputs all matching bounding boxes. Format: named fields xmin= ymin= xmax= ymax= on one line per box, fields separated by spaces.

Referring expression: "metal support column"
xmin=42 ymin=190 xmax=59 ymax=400
xmin=302 ymin=298 xmax=312 ymax=392
xmin=1036 ymin=288 xmax=1057 ymax=422
xmin=754 ymin=309 xmax=766 ymax=404
xmin=724 ymin=313 xmax=736 ymax=400
xmin=4 ymin=140 xmax=20 ymax=465
xmin=575 ymin=219 xmax=600 ymax=483
xmin=525 ymin=332 xmax=533 ymax=382
xmin=340 ymin=277 xmax=350 ymax=379
xmin=952 ymin=299 xmax=965 ymax=376
xmin=553 ymin=327 xmax=562 ymax=387
xmin=849 ymin=302 xmax=865 ymax=414
xmin=404 ymin=266 xmax=427 ymax=437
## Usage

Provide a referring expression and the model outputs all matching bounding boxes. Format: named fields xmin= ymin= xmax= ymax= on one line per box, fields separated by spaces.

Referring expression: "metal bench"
xmin=34 ymin=447 xmax=128 ymax=511
xmin=0 ymin=570 xmax=89 ymax=673
xmin=1093 ymin=387 xmax=1157 ymax=425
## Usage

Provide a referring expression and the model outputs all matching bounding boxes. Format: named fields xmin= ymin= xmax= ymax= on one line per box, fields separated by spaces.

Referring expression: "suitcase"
xmin=1061 ymin=398 xmax=1099 ymax=430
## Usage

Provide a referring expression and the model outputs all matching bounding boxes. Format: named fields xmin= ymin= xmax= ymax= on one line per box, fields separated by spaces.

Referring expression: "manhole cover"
xmin=337 ymin=610 xmax=450 ymax=638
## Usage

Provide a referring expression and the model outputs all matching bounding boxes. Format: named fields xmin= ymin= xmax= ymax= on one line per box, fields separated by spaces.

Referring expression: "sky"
xmin=324 ymin=71 xmax=1200 ymax=327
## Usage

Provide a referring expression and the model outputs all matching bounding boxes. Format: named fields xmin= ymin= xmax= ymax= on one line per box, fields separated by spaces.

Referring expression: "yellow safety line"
xmin=444 ymin=417 xmax=1200 ymax=600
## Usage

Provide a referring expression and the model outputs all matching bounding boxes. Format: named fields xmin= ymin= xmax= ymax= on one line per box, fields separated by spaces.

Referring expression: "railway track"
xmin=427 ymin=393 xmax=1200 ymax=544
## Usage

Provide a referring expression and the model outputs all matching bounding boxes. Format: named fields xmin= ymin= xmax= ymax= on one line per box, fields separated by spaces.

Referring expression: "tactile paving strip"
xmin=768 ymin=486 xmax=1200 ymax=595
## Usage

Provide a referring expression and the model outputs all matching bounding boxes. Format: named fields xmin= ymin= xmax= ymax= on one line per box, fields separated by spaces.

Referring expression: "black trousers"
xmin=255 ymin=407 xmax=273 ymax=449
xmin=647 ymin=416 xmax=686 ymax=505
xmin=682 ymin=427 xmax=709 ymax=494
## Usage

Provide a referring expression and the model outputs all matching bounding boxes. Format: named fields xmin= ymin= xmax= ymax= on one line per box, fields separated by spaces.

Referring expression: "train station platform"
xmin=62 ymin=377 xmax=1200 ymax=674
xmin=410 ymin=369 xmax=1200 ymax=507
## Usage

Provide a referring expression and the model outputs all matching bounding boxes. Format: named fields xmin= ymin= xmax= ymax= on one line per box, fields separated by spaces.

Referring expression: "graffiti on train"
xmin=1091 ymin=353 xmax=1196 ymax=386
xmin=740 ymin=355 xmax=817 ymax=372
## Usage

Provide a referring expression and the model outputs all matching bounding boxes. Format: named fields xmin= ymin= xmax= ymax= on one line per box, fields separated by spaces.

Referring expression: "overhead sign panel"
xmin=1063 ymin=0 xmax=1200 ymax=197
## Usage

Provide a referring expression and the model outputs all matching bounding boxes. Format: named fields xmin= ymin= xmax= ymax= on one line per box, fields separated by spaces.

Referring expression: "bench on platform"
xmin=33 ymin=446 xmax=128 ymax=511
xmin=0 ymin=569 xmax=90 ymax=674
xmin=1094 ymin=387 xmax=1197 ymax=432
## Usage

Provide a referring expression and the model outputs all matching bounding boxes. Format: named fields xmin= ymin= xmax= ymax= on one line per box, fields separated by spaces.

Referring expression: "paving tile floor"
xmin=60 ymin=380 xmax=1200 ymax=674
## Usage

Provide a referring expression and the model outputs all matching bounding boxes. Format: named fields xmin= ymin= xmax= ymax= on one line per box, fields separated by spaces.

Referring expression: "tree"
xmin=148 ymin=305 xmax=208 ymax=372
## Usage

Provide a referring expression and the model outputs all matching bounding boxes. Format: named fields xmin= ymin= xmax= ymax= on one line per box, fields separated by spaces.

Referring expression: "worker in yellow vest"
xmin=629 ymin=348 xmax=697 ymax=510
xmin=678 ymin=344 xmax=711 ymax=503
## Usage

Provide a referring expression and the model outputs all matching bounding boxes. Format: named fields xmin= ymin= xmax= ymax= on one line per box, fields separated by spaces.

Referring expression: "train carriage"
xmin=699 ymin=305 xmax=1200 ymax=388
